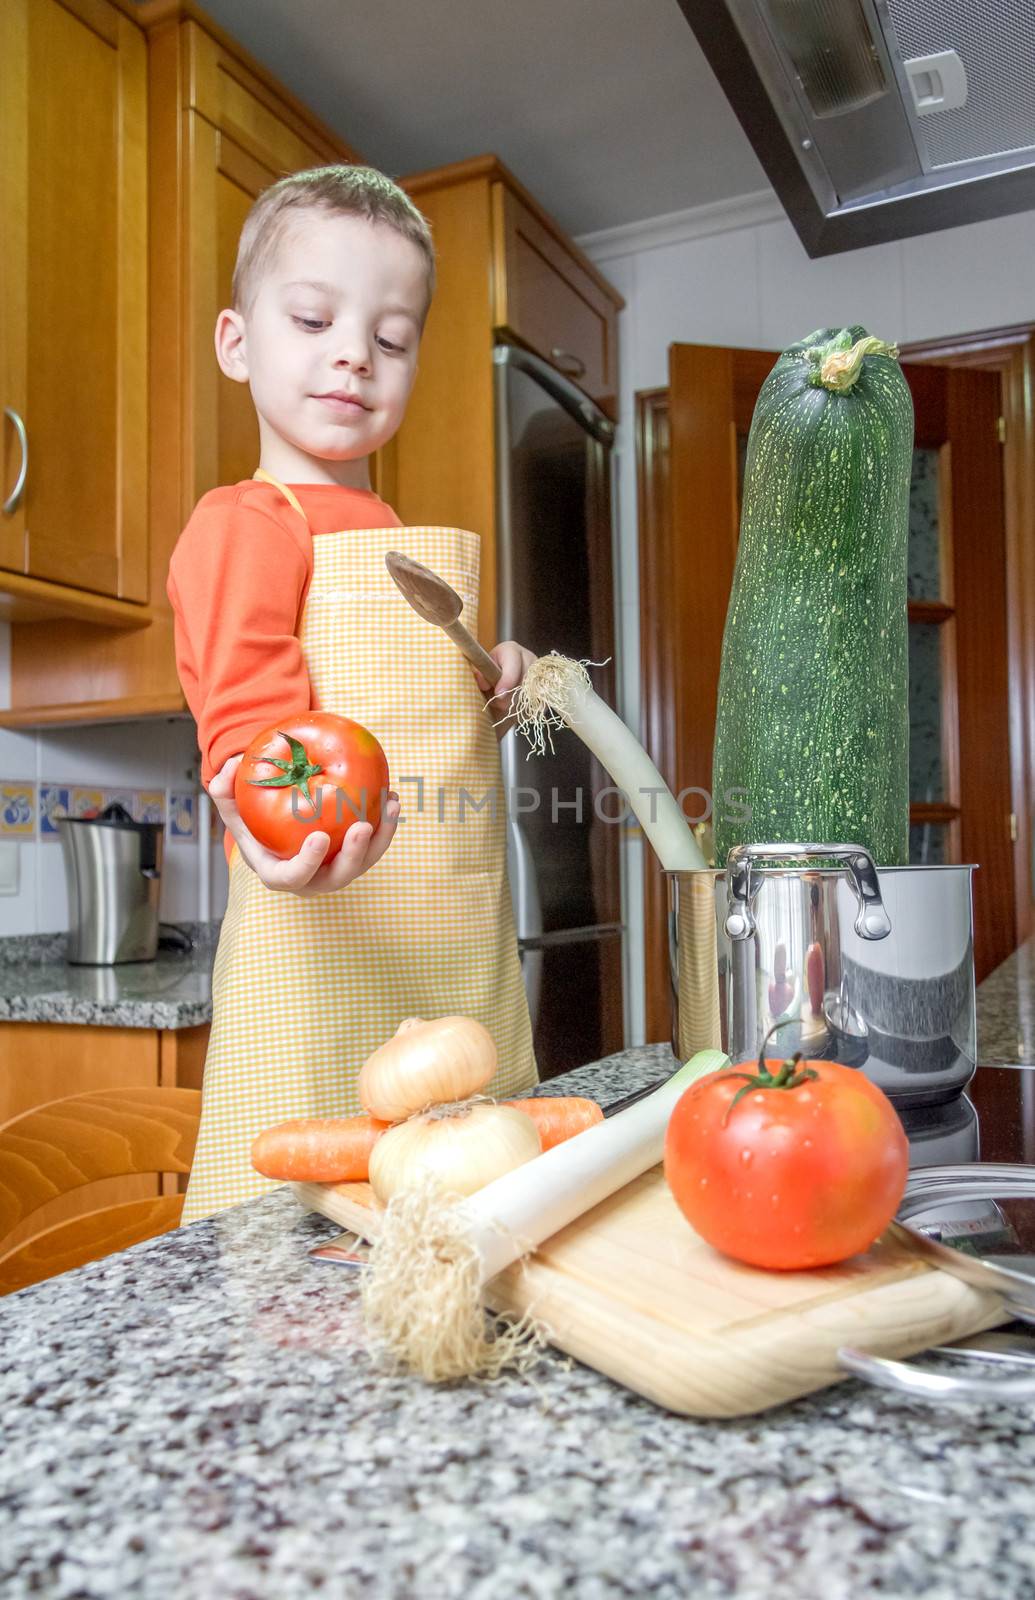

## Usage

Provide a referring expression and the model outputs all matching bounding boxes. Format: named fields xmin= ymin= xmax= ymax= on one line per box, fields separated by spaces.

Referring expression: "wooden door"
xmin=0 ymin=0 xmax=148 ymax=601
xmin=640 ymin=340 xmax=1024 ymax=1038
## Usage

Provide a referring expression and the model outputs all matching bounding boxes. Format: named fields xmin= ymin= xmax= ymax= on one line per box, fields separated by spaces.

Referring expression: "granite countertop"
xmin=0 ymin=924 xmax=218 ymax=1030
xmin=973 ymin=935 xmax=1035 ymax=1066
xmin=2 ymin=917 xmax=1033 ymax=1059
xmin=3 ymin=1047 xmax=1035 ymax=1600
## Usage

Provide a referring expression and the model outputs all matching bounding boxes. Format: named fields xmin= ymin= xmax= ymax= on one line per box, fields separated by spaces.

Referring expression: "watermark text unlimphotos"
xmin=289 ymin=781 xmax=751 ymax=827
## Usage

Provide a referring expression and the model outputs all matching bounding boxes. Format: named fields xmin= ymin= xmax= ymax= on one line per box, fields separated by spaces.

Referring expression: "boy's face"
xmin=218 ymin=210 xmax=427 ymax=470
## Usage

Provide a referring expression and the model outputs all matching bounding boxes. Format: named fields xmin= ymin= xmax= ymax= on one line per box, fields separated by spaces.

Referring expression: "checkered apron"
xmin=181 ymin=475 xmax=537 ymax=1221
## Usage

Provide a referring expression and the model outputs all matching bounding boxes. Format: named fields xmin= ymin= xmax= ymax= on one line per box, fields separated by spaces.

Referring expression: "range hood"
xmin=675 ymin=0 xmax=1035 ymax=256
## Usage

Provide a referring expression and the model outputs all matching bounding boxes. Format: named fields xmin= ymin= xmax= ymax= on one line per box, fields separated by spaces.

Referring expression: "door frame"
xmin=899 ymin=323 xmax=1035 ymax=960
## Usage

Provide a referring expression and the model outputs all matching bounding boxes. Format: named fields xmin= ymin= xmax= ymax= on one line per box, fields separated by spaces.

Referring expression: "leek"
xmin=508 ymin=653 xmax=707 ymax=872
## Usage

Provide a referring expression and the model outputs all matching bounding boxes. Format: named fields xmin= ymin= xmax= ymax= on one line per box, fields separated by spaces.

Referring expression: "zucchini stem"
xmin=812 ymin=334 xmax=899 ymax=393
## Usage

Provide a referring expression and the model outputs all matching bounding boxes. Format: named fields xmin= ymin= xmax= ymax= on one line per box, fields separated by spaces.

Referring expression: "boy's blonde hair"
xmin=231 ymin=163 xmax=436 ymax=321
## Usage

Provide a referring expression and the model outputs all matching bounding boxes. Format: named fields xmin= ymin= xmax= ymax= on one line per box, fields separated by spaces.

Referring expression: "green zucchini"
xmin=712 ymin=327 xmax=913 ymax=867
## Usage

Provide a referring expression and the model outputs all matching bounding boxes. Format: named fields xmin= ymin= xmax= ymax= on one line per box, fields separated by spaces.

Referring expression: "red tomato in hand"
xmin=664 ymin=1052 xmax=909 ymax=1271
xmin=234 ymin=712 xmax=390 ymax=861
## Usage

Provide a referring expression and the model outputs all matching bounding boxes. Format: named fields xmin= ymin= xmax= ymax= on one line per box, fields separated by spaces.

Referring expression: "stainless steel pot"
xmin=668 ymin=841 xmax=977 ymax=1107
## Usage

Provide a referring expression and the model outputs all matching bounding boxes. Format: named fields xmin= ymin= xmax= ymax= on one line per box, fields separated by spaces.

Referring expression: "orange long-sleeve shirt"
xmin=167 ymin=478 xmax=402 ymax=847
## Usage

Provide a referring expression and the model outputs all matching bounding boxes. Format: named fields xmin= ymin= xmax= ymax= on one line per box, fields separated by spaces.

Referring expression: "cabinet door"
xmin=0 ymin=1023 xmax=160 ymax=1260
xmin=183 ymin=22 xmax=372 ymax=501
xmin=491 ymin=183 xmax=620 ymax=415
xmin=0 ymin=0 xmax=148 ymax=601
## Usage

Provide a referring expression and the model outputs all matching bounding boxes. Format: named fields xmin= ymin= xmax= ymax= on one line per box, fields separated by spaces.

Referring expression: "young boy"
xmin=168 ymin=166 xmax=538 ymax=1221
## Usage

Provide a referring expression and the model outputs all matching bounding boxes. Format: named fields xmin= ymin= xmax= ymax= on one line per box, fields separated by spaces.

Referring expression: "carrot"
xmin=502 ymin=1096 xmax=603 ymax=1151
xmin=251 ymin=1115 xmax=390 ymax=1183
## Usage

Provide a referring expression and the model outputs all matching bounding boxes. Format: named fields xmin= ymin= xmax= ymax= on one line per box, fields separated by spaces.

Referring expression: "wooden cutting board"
xmin=295 ymin=1168 xmax=1007 ymax=1417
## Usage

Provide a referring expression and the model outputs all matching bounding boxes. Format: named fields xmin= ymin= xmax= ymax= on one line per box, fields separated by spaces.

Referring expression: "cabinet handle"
xmin=2 ymin=407 xmax=27 ymax=516
xmin=550 ymin=346 xmax=586 ymax=379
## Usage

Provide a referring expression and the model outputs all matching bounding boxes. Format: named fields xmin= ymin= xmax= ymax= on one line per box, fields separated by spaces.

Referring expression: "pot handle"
xmin=838 ymin=1311 xmax=1035 ymax=1402
xmin=723 ymin=842 xmax=892 ymax=942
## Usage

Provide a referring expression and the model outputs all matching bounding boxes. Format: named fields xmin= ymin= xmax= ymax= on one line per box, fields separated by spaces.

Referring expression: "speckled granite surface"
xmin=0 ymin=923 xmax=217 ymax=1029
xmin=1 ymin=919 xmax=1032 ymax=1064
xmin=976 ymin=936 xmax=1035 ymax=1066
xmin=3 ymin=1051 xmax=1035 ymax=1600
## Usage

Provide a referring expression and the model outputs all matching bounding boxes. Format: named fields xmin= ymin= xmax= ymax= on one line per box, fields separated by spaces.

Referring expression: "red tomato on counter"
xmin=664 ymin=1042 xmax=909 ymax=1271
xmin=235 ymin=712 xmax=390 ymax=861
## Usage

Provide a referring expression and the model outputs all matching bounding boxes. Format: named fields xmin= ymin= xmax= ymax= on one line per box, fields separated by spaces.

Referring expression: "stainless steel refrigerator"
xmin=494 ymin=342 xmax=624 ymax=1079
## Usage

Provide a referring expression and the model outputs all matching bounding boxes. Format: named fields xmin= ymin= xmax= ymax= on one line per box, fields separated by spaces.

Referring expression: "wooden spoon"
xmin=385 ymin=550 xmax=501 ymax=685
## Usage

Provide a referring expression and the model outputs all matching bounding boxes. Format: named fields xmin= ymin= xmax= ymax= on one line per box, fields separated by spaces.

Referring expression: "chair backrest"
xmin=0 ymin=1086 xmax=201 ymax=1295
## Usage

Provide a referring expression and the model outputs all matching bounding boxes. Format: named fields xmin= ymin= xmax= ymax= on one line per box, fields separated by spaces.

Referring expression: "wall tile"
xmin=36 ymin=839 xmax=68 ymax=933
xmin=169 ymin=792 xmax=198 ymax=841
xmin=0 ymin=784 xmax=35 ymax=837
xmin=38 ymin=720 xmax=192 ymax=787
xmin=39 ymin=785 xmax=70 ymax=840
xmin=0 ymin=728 xmax=38 ymax=779
xmin=135 ymin=790 xmax=167 ymax=824
xmin=0 ymin=713 xmax=212 ymax=933
xmin=3 ymin=845 xmax=37 ymax=936
xmin=70 ymin=787 xmax=105 ymax=819
xmin=103 ymin=789 xmax=137 ymax=817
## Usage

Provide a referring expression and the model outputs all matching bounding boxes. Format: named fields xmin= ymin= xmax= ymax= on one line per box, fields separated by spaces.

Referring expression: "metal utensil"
xmin=838 ymin=1163 xmax=1035 ymax=1401
xmin=385 ymin=550 xmax=501 ymax=685
xmin=308 ymin=1229 xmax=369 ymax=1267
xmin=931 ymin=1330 xmax=1035 ymax=1366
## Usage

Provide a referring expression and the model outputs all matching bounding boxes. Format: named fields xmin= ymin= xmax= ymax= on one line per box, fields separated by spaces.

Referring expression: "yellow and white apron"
xmin=182 ymin=476 xmax=538 ymax=1221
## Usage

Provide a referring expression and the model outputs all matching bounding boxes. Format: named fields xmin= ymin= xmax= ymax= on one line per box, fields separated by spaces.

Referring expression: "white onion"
xmin=358 ymin=1016 xmax=497 ymax=1121
xmin=368 ymin=1103 xmax=541 ymax=1202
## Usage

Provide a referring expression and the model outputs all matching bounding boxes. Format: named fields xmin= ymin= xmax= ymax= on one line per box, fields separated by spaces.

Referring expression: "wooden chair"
xmin=0 ymin=1087 xmax=201 ymax=1295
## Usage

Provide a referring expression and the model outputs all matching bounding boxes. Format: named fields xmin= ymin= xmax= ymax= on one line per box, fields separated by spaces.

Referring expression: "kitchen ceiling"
xmin=175 ymin=0 xmax=770 ymax=237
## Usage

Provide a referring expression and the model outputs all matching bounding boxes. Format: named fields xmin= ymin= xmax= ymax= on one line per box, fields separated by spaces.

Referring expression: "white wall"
xmin=577 ymin=190 xmax=1035 ymax=1044
xmin=0 ymin=717 xmax=229 ymax=936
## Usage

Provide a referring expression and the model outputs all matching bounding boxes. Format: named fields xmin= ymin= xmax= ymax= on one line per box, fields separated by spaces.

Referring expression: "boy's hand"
xmin=207 ymin=756 xmax=401 ymax=896
xmin=473 ymin=641 xmax=536 ymax=742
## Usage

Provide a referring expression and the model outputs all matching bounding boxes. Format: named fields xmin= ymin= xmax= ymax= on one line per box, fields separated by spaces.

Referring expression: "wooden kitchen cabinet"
xmin=491 ymin=183 xmax=619 ymax=409
xmin=4 ymin=2 xmax=364 ymax=725
xmin=0 ymin=0 xmax=149 ymax=624
xmin=3 ymin=20 xmax=621 ymax=722
xmin=0 ymin=1020 xmax=209 ymax=1259
xmin=167 ymin=16 xmax=363 ymax=500
xmin=396 ymin=155 xmax=624 ymax=649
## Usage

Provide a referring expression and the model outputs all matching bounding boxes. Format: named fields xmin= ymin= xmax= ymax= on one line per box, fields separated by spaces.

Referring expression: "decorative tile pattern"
xmin=135 ymin=790 xmax=166 ymax=824
xmin=0 ymin=784 xmax=34 ymax=838
xmin=168 ymin=791 xmax=198 ymax=841
xmin=70 ymin=787 xmax=105 ymax=819
xmin=0 ymin=783 xmax=214 ymax=845
xmin=38 ymin=785 xmax=71 ymax=840
xmin=102 ymin=789 xmax=137 ymax=817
